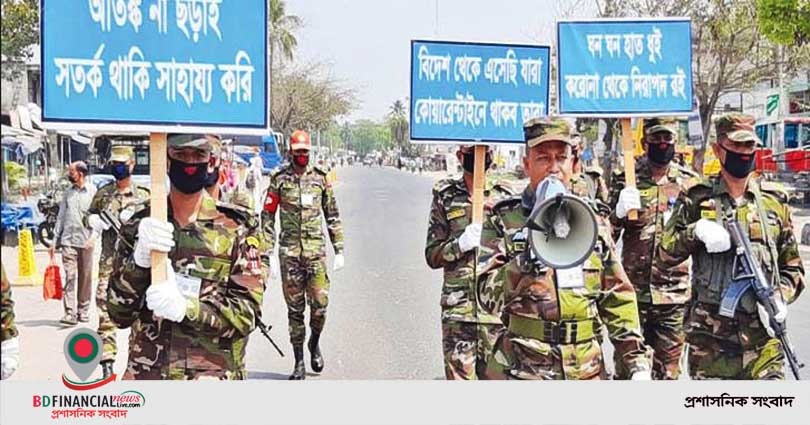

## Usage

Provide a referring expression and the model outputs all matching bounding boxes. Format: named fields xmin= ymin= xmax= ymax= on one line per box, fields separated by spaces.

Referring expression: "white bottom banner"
xmin=1 ymin=380 xmax=807 ymax=424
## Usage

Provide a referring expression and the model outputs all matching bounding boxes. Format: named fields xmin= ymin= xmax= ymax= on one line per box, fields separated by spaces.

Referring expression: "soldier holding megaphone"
xmin=482 ymin=117 xmax=652 ymax=380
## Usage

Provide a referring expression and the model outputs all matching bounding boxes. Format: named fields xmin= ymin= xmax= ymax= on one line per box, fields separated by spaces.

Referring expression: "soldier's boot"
xmin=288 ymin=345 xmax=306 ymax=380
xmin=101 ymin=361 xmax=114 ymax=380
xmin=308 ymin=331 xmax=324 ymax=373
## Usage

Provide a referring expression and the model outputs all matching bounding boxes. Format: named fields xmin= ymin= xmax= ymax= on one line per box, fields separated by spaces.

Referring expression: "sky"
xmin=287 ymin=0 xmax=596 ymax=122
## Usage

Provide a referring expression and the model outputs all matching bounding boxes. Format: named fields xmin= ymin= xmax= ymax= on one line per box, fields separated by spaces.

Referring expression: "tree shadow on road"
xmin=17 ymin=319 xmax=70 ymax=328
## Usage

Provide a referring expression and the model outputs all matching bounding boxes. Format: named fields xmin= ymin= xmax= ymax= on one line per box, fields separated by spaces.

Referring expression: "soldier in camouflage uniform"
xmin=86 ymin=145 xmax=150 ymax=379
xmin=425 ymin=145 xmax=514 ymax=380
xmin=262 ymin=130 xmax=344 ymax=380
xmin=1 ymin=266 xmax=20 ymax=379
xmin=108 ymin=134 xmax=266 ymax=380
xmin=571 ymin=132 xmax=609 ymax=204
xmin=484 ymin=117 xmax=652 ymax=380
xmin=608 ymin=118 xmax=699 ymax=380
xmin=205 ymin=136 xmax=256 ymax=211
xmin=657 ymin=113 xmax=805 ymax=380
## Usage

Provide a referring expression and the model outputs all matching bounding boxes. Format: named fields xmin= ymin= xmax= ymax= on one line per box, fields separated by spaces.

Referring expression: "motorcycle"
xmin=37 ymin=185 xmax=62 ymax=247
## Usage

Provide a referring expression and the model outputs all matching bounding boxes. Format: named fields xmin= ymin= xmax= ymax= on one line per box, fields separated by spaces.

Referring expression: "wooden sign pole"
xmin=471 ymin=145 xmax=486 ymax=224
xmin=149 ymin=133 xmax=168 ymax=283
xmin=620 ymin=118 xmax=638 ymax=221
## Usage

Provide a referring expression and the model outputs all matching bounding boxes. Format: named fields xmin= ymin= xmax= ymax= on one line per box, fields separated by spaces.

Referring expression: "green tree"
xmin=350 ymin=119 xmax=392 ymax=155
xmin=270 ymin=61 xmax=357 ymax=136
xmin=756 ymin=0 xmax=810 ymax=45
xmin=1 ymin=0 xmax=39 ymax=80
xmin=269 ymin=0 xmax=302 ymax=64
xmin=387 ymin=99 xmax=409 ymax=151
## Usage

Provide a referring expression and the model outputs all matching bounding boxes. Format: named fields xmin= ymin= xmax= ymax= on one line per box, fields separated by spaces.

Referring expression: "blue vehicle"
xmin=226 ymin=134 xmax=283 ymax=174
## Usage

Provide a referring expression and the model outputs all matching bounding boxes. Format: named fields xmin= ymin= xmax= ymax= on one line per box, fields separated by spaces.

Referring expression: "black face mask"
xmin=461 ymin=152 xmax=493 ymax=174
xmin=647 ymin=142 xmax=675 ymax=166
xmin=111 ymin=163 xmax=131 ymax=181
xmin=204 ymin=166 xmax=220 ymax=188
xmin=67 ymin=174 xmax=78 ymax=184
xmin=169 ymin=158 xmax=209 ymax=194
xmin=720 ymin=145 xmax=756 ymax=178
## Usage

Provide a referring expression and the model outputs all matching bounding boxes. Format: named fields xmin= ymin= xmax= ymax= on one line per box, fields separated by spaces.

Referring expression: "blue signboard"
xmin=557 ymin=19 xmax=692 ymax=117
xmin=41 ymin=0 xmax=269 ymax=134
xmin=410 ymin=40 xmax=550 ymax=144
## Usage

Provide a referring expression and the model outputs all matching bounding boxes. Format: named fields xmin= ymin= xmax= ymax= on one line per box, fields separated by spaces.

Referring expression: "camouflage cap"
xmin=715 ymin=113 xmax=760 ymax=144
xmin=523 ymin=117 xmax=573 ymax=147
xmin=167 ymin=134 xmax=213 ymax=151
xmin=109 ymin=145 xmax=134 ymax=162
xmin=207 ymin=134 xmax=223 ymax=154
xmin=644 ymin=117 xmax=678 ymax=138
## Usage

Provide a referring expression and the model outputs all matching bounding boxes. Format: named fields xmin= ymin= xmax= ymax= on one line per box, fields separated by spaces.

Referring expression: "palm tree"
xmin=387 ymin=99 xmax=409 ymax=153
xmin=269 ymin=0 xmax=302 ymax=64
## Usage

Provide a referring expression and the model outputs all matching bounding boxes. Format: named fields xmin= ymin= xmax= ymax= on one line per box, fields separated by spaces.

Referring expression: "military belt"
xmin=507 ymin=314 xmax=597 ymax=344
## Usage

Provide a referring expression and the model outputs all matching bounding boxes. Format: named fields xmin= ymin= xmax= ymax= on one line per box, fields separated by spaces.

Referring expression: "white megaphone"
xmin=527 ymin=176 xmax=598 ymax=268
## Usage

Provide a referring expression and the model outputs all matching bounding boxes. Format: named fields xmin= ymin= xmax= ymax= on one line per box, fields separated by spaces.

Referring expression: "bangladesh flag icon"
xmin=61 ymin=328 xmax=113 ymax=389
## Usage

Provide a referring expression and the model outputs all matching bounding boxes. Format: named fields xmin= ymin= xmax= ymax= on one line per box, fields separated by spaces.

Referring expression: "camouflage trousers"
xmin=487 ymin=331 xmax=608 ymax=380
xmin=614 ymin=302 xmax=685 ymax=380
xmin=280 ymin=255 xmax=330 ymax=346
xmin=686 ymin=302 xmax=785 ymax=380
xmin=441 ymin=321 xmax=501 ymax=380
xmin=96 ymin=254 xmax=117 ymax=363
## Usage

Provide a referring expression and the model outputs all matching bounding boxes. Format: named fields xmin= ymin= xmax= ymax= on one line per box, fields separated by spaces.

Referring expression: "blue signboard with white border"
xmin=40 ymin=0 xmax=269 ymax=135
xmin=410 ymin=39 xmax=550 ymax=144
xmin=556 ymin=18 xmax=693 ymax=117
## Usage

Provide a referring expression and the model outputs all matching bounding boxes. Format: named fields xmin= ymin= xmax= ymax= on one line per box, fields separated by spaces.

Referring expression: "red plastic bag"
xmin=43 ymin=255 xmax=63 ymax=301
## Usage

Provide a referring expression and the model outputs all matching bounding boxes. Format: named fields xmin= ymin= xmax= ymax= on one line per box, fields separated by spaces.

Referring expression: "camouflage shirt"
xmin=87 ymin=181 xmax=150 ymax=258
xmin=658 ymin=176 xmax=805 ymax=316
xmin=425 ymin=176 xmax=514 ymax=323
xmin=1 ymin=265 xmax=18 ymax=342
xmin=609 ymin=158 xmax=699 ymax=304
xmin=262 ymin=164 xmax=343 ymax=259
xmin=485 ymin=191 xmax=651 ymax=378
xmin=108 ymin=192 xmax=267 ymax=380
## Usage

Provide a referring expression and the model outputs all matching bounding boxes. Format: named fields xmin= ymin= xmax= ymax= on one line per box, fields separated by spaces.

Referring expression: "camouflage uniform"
xmin=88 ymin=177 xmax=149 ymax=363
xmin=608 ymin=156 xmax=699 ymax=379
xmin=580 ymin=165 xmax=610 ymax=204
xmin=108 ymin=191 xmax=266 ymax=380
xmin=657 ymin=114 xmax=805 ymax=380
xmin=426 ymin=176 xmax=513 ymax=380
xmin=262 ymin=163 xmax=343 ymax=346
xmin=1 ymin=266 xmax=18 ymax=342
xmin=485 ymin=117 xmax=651 ymax=380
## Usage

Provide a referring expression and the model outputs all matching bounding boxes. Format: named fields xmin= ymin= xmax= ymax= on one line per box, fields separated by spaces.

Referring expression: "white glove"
xmin=333 ymin=253 xmax=345 ymax=271
xmin=458 ymin=223 xmax=483 ymax=252
xmin=133 ymin=218 xmax=175 ymax=268
xmin=88 ymin=214 xmax=110 ymax=232
xmin=146 ymin=263 xmax=187 ymax=323
xmin=757 ymin=298 xmax=788 ymax=338
xmin=694 ymin=219 xmax=731 ymax=253
xmin=615 ymin=187 xmax=641 ymax=219
xmin=1 ymin=337 xmax=20 ymax=380
xmin=631 ymin=370 xmax=652 ymax=381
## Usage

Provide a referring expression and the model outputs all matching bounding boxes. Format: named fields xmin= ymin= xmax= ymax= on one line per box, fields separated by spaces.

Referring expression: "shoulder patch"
xmin=433 ymin=178 xmax=458 ymax=195
xmin=216 ymin=200 xmax=253 ymax=225
xmin=760 ymin=181 xmax=789 ymax=204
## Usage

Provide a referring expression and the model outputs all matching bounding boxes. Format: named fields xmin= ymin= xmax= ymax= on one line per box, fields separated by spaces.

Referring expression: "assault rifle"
xmin=257 ymin=321 xmax=284 ymax=357
xmin=720 ymin=219 xmax=803 ymax=379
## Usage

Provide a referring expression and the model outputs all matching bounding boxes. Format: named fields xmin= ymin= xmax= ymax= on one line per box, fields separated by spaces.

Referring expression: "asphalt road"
xmin=246 ymin=165 xmax=444 ymax=380
xmin=4 ymin=165 xmax=810 ymax=380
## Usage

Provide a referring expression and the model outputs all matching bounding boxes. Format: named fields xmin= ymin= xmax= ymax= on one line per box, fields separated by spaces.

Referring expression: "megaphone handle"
xmin=620 ymin=119 xmax=638 ymax=221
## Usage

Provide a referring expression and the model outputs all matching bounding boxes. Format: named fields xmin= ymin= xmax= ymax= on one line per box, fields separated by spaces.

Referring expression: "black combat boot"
xmin=101 ymin=361 xmax=114 ymax=379
xmin=288 ymin=345 xmax=306 ymax=380
xmin=308 ymin=332 xmax=324 ymax=373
